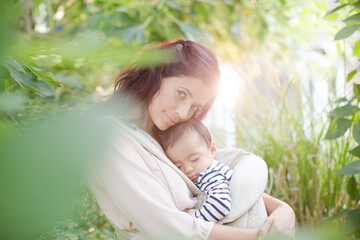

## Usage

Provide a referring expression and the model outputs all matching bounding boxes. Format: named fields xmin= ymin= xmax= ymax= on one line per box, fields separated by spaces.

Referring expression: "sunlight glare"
xmin=216 ymin=63 xmax=242 ymax=109
xmin=204 ymin=63 xmax=243 ymax=148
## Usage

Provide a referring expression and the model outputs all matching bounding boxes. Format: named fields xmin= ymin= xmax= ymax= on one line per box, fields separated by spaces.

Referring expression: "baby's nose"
xmin=184 ymin=165 xmax=193 ymax=174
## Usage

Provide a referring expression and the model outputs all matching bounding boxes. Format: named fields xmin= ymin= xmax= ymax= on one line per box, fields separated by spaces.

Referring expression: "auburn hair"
xmin=113 ymin=39 xmax=220 ymax=119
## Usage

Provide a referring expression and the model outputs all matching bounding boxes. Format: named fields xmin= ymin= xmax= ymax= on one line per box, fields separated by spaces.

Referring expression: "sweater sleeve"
xmin=88 ymin=132 xmax=214 ymax=240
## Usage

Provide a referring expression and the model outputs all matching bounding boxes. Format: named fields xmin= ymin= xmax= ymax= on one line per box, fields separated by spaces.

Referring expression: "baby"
xmin=159 ymin=118 xmax=233 ymax=223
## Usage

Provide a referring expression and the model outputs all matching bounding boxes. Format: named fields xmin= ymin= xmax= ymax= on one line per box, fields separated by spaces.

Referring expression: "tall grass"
xmin=232 ymin=70 xmax=356 ymax=226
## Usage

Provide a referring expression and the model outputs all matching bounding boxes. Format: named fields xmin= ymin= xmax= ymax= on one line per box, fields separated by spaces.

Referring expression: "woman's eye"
xmin=177 ymin=90 xmax=186 ymax=98
xmin=191 ymin=105 xmax=199 ymax=112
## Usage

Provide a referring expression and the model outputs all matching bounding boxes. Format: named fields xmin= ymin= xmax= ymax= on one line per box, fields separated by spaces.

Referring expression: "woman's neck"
xmin=139 ymin=111 xmax=154 ymax=134
xmin=140 ymin=119 xmax=161 ymax=143
xmin=128 ymin=104 xmax=159 ymax=140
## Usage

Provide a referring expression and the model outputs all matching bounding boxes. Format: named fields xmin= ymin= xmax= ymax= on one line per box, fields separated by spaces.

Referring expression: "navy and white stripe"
xmin=194 ymin=160 xmax=233 ymax=222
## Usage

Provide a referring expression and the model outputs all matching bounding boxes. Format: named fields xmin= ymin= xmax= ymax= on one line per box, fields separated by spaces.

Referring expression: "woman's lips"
xmin=164 ymin=112 xmax=176 ymax=126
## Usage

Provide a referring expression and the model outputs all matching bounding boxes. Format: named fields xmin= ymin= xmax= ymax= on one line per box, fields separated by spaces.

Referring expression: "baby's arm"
xmin=193 ymin=171 xmax=232 ymax=222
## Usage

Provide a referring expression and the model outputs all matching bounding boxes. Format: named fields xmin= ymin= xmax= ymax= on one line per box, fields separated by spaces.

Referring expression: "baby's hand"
xmin=186 ymin=208 xmax=197 ymax=216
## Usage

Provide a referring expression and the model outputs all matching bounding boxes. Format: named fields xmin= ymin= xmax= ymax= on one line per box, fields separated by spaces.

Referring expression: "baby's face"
xmin=165 ymin=129 xmax=216 ymax=182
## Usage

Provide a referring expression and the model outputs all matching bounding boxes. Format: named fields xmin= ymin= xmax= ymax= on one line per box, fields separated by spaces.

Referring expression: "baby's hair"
xmin=159 ymin=118 xmax=212 ymax=151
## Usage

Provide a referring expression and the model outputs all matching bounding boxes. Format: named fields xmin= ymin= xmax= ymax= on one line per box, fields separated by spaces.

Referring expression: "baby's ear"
xmin=210 ymin=141 xmax=217 ymax=157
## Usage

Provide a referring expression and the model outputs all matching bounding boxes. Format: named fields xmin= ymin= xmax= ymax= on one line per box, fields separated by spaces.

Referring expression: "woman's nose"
xmin=175 ymin=102 xmax=191 ymax=120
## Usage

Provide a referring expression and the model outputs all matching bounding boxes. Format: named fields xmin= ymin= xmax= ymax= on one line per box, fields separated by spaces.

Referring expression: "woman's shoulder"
xmin=96 ymin=115 xmax=163 ymax=154
xmin=94 ymin=115 xmax=140 ymax=148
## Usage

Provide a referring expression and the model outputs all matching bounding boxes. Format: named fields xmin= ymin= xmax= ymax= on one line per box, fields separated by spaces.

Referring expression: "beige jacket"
xmin=88 ymin=116 xmax=267 ymax=240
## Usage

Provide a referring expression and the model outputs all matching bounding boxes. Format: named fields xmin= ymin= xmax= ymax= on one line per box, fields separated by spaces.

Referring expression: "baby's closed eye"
xmin=192 ymin=157 xmax=199 ymax=162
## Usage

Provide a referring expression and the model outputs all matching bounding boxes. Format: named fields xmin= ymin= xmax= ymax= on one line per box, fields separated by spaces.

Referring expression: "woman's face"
xmin=146 ymin=76 xmax=217 ymax=132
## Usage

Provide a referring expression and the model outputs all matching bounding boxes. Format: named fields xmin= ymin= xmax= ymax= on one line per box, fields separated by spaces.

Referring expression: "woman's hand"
xmin=260 ymin=193 xmax=295 ymax=237
xmin=209 ymin=223 xmax=258 ymax=240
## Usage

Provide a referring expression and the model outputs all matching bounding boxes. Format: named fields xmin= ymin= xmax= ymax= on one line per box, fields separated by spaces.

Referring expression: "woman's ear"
xmin=210 ymin=141 xmax=217 ymax=157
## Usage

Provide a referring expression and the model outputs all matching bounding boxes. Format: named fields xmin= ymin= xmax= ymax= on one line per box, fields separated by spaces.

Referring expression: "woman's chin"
xmin=155 ymin=122 xmax=171 ymax=131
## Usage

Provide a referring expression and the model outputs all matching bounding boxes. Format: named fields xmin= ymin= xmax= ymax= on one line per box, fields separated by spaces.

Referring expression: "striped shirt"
xmin=194 ymin=160 xmax=233 ymax=222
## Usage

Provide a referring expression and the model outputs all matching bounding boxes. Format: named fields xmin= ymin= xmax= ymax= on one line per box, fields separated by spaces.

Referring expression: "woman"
xmin=88 ymin=39 xmax=295 ymax=240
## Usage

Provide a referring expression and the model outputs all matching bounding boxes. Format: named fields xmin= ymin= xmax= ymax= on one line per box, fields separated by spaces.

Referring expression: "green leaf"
xmin=324 ymin=118 xmax=353 ymax=140
xmin=56 ymin=31 xmax=106 ymax=59
xmin=350 ymin=146 xmax=360 ymax=157
xmin=347 ymin=69 xmax=357 ymax=82
xmin=325 ymin=3 xmax=349 ymax=17
xmin=349 ymin=96 xmax=357 ymax=104
xmin=195 ymin=0 xmax=216 ymax=5
xmin=0 ymin=115 xmax=114 ymax=239
xmin=336 ymin=160 xmax=360 ymax=175
xmin=347 ymin=176 xmax=359 ymax=200
xmin=334 ymin=24 xmax=360 ymax=40
xmin=324 ymin=12 xmax=339 ymax=21
xmin=23 ymin=62 xmax=59 ymax=87
xmin=354 ymin=83 xmax=360 ymax=101
xmin=344 ymin=208 xmax=360 ymax=234
xmin=337 ymin=41 xmax=342 ymax=55
xmin=195 ymin=3 xmax=210 ymax=19
xmin=3 ymin=57 xmax=26 ymax=73
xmin=4 ymin=64 xmax=55 ymax=96
xmin=352 ymin=1 xmax=360 ymax=9
xmin=133 ymin=48 xmax=177 ymax=67
xmin=165 ymin=1 xmax=182 ymax=11
xmin=353 ymin=41 xmax=360 ymax=55
xmin=3 ymin=2 xmax=22 ymax=24
xmin=115 ymin=25 xmax=145 ymax=43
xmin=0 ymin=92 xmax=28 ymax=113
xmin=353 ymin=121 xmax=360 ymax=144
xmin=17 ymin=73 xmax=55 ymax=97
xmin=329 ymin=105 xmax=360 ymax=117
xmin=344 ymin=13 xmax=360 ymax=23
xmin=178 ymin=22 xmax=213 ymax=43
xmin=335 ymin=97 xmax=348 ymax=103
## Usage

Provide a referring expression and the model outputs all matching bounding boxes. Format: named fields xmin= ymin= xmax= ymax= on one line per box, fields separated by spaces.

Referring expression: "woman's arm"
xmin=260 ymin=193 xmax=295 ymax=236
xmin=209 ymin=193 xmax=296 ymax=240
xmin=209 ymin=224 xmax=258 ymax=240
xmin=208 ymin=192 xmax=296 ymax=240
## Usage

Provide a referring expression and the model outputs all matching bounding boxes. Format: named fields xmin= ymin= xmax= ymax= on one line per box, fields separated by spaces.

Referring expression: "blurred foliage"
xmin=0 ymin=0 xmax=331 ymax=100
xmin=234 ymin=83 xmax=360 ymax=238
xmin=232 ymin=0 xmax=360 ymax=239
xmin=36 ymin=189 xmax=114 ymax=240
xmin=0 ymin=108 xmax=117 ymax=239
xmin=322 ymin=0 xmax=360 ymax=237
xmin=1 ymin=0 xmax=359 ymax=239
